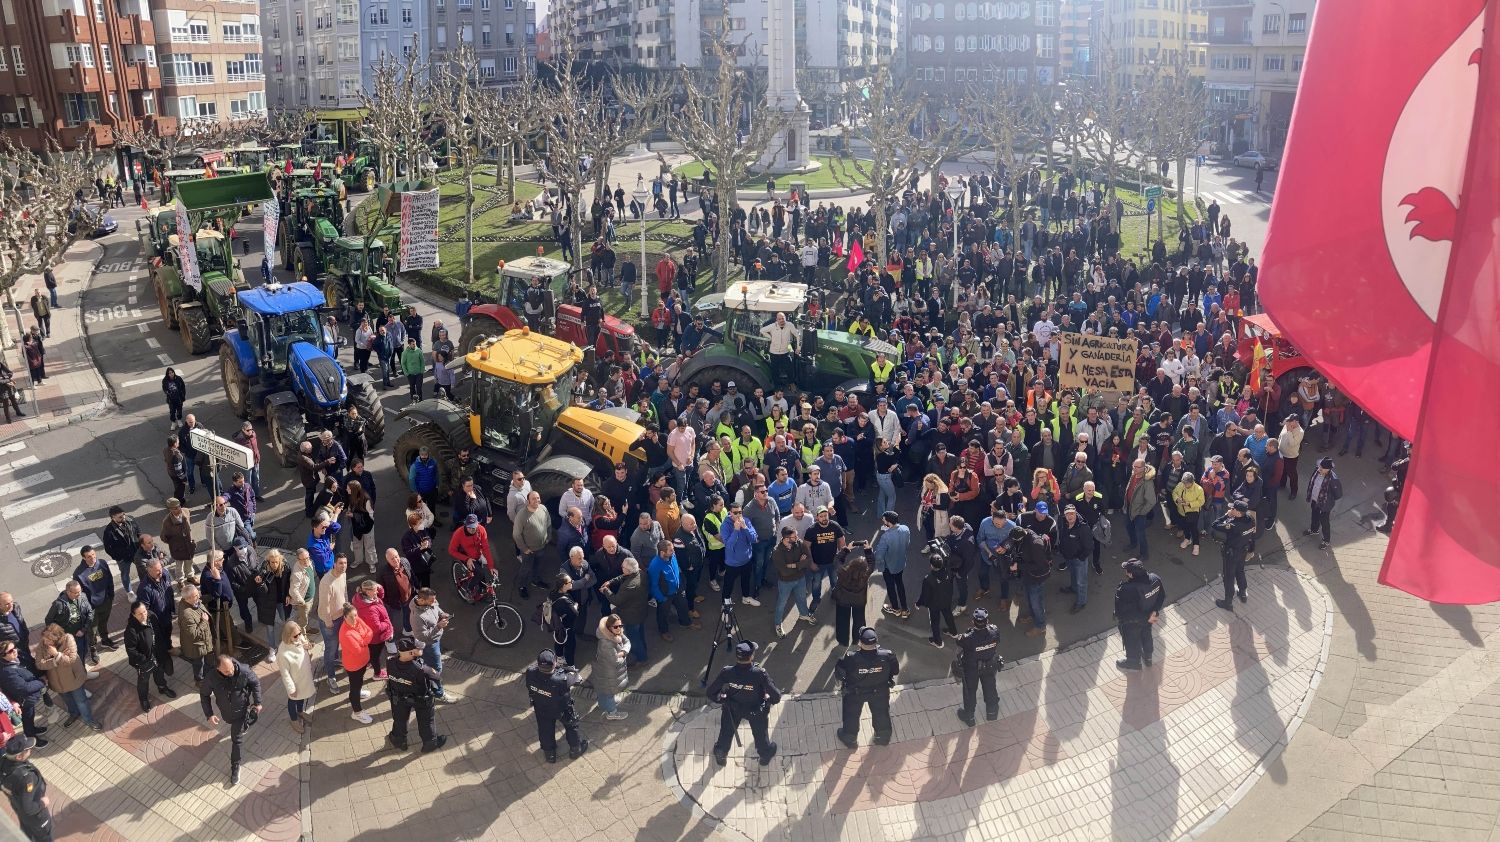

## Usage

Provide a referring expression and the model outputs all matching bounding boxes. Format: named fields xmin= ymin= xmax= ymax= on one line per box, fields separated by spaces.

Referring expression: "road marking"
xmin=130 ymin=308 xmax=142 ymax=318
xmin=127 ymin=295 xmax=137 ymax=305
xmin=0 ymin=443 xmax=24 ymax=456
xmin=0 ymin=471 xmax=51 ymax=498
xmin=145 ymin=337 xmax=160 ymax=349
xmin=1 ymin=489 xmax=69 ymax=521
xmin=10 ymin=509 xmax=85 ymax=545
xmin=0 ymin=455 xmax=40 ymax=477
xmin=120 ymin=374 xmax=160 ymax=389
xmin=137 ymin=324 xmax=149 ymax=333
xmin=128 ymin=285 xmax=138 ymax=294
xmin=157 ymin=353 xmax=173 ymax=366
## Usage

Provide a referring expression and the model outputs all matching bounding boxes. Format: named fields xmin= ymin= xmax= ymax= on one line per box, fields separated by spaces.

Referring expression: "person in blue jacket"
xmin=719 ymin=504 xmax=760 ymax=606
xmin=647 ymin=540 xmax=698 ymax=641
xmin=872 ymin=510 xmax=912 ymax=618
xmin=408 ymin=445 xmax=442 ymax=527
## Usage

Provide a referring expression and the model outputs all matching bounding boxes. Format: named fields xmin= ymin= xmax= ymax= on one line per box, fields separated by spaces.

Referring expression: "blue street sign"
xmin=1146 ymin=198 xmax=1156 ymax=214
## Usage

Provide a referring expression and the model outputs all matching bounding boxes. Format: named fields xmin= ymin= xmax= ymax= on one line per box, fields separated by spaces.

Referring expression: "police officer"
xmin=706 ymin=640 xmax=782 ymax=766
xmin=1114 ymin=559 xmax=1165 ymax=670
xmin=524 ymin=649 xmax=588 ymax=763
xmin=954 ymin=608 xmax=1003 ymax=726
xmin=385 ymin=636 xmax=448 ymax=754
xmin=1214 ymin=499 xmax=1257 ymax=611
xmin=0 ymin=735 xmax=50 ymax=841
xmin=834 ymin=627 xmax=899 ymax=748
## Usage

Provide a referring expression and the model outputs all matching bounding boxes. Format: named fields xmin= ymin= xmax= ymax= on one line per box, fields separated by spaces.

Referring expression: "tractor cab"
xmin=168 ymin=230 xmax=230 ymax=276
xmin=235 ymin=284 xmax=333 ymax=374
xmin=324 ymin=236 xmax=401 ymax=316
xmin=234 ymin=145 xmax=273 ymax=171
xmin=292 ymin=188 xmax=344 ymax=237
xmin=465 ymin=329 xmax=586 ymax=460
xmin=274 ymin=144 xmax=303 ymax=166
xmin=161 ymin=169 xmax=205 ymax=202
xmin=483 ymin=255 xmax=645 ymax=371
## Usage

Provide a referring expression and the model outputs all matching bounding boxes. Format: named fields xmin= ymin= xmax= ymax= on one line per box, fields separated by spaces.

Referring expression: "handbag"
xmin=1091 ymin=515 xmax=1113 ymax=547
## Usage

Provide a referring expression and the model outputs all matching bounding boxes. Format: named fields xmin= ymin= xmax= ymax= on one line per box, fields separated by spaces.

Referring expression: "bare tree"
xmin=667 ymin=17 xmax=788 ymax=290
xmin=827 ymin=65 xmax=961 ymax=267
xmin=534 ymin=13 xmax=670 ymax=270
xmin=260 ymin=105 xmax=320 ymax=148
xmin=1139 ymin=63 xmax=1209 ymax=229
xmin=1079 ymin=26 xmax=1149 ymax=205
xmin=963 ymin=79 xmax=1054 ymax=237
xmin=0 ymin=137 xmax=94 ymax=347
xmin=115 ymin=116 xmax=237 ymax=174
xmin=358 ymin=42 xmax=429 ymax=184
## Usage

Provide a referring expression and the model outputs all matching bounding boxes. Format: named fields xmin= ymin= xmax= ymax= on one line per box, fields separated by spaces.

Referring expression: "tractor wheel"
xmin=221 ymin=344 xmax=251 ymax=418
xmin=392 ymin=424 xmax=459 ymax=499
xmin=179 ymin=307 xmax=213 ymax=355
xmin=268 ymin=402 xmax=307 ymax=468
xmin=685 ymin=364 xmax=762 ymax=400
xmin=529 ymin=469 xmax=600 ymax=523
xmin=156 ymin=278 xmax=178 ymax=330
xmin=348 ymin=380 xmax=386 ymax=446
xmin=362 ymin=169 xmax=375 ymax=192
xmin=458 ymin=316 xmax=507 ymax=356
xmin=294 ymin=246 xmax=316 ymax=283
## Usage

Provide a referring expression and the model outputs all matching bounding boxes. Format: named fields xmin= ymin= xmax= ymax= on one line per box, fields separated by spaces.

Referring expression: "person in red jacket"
xmin=448 ymin=514 xmax=494 ymax=603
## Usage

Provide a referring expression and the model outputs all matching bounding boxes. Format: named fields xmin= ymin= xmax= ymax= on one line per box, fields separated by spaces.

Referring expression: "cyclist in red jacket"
xmin=448 ymin=514 xmax=494 ymax=602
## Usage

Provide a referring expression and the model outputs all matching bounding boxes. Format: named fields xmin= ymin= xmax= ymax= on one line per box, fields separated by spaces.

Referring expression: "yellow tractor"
xmin=391 ymin=328 xmax=647 ymax=513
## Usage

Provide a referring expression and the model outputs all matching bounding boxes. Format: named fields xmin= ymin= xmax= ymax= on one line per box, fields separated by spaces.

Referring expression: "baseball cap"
xmin=1232 ymin=499 xmax=1250 ymax=512
xmin=396 ymin=636 xmax=420 ymax=653
xmin=1122 ymin=559 xmax=1146 ymax=576
xmin=727 ymin=380 xmax=737 ymax=388
xmin=166 ymin=497 xmax=181 ymax=509
xmin=734 ymin=640 xmax=757 ymax=658
xmin=972 ymin=608 xmax=989 ymax=623
xmin=1063 ymin=504 xmax=1077 ymax=513
xmin=1035 ymin=502 xmax=1049 ymax=516
xmin=536 ymin=650 xmax=558 ymax=668
xmin=815 ymin=505 xmax=829 ymax=514
xmin=464 ymin=514 xmax=480 ymax=527
xmin=857 ymin=627 xmax=879 ymax=646
xmin=4 ymin=735 xmax=35 ymax=755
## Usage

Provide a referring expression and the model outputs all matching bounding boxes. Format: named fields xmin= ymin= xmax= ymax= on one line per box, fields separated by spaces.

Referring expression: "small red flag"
xmin=314 ymin=161 xmax=323 ymax=182
xmin=846 ymin=239 xmax=864 ymax=274
xmin=284 ymin=159 xmax=293 ymax=175
xmin=1379 ymin=0 xmax=1500 ymax=604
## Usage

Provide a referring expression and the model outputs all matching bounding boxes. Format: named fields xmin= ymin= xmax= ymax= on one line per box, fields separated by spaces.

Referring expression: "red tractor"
xmin=456 ymin=255 xmax=646 ymax=380
xmin=1235 ymin=312 xmax=1319 ymax=413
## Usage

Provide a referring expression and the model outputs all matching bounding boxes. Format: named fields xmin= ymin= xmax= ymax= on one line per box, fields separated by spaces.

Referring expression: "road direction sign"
xmin=1146 ymin=198 xmax=1157 ymax=214
xmin=188 ymin=427 xmax=254 ymax=470
xmin=1144 ymin=185 xmax=1163 ymax=200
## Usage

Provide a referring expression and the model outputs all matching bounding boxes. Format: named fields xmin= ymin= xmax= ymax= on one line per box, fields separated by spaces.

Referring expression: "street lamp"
xmin=632 ymin=185 xmax=650 ymax=317
xmin=945 ymin=182 xmax=964 ymax=261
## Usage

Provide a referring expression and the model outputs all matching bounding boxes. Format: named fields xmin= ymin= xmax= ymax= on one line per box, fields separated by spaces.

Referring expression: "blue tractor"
xmin=218 ymin=281 xmax=386 ymax=465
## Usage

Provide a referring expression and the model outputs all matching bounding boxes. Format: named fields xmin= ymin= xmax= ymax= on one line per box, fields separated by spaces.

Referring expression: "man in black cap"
xmin=705 ymin=640 xmax=781 ymax=766
xmin=199 ymin=653 xmax=263 ymax=785
xmin=0 ymin=735 xmax=51 ymax=841
xmin=1214 ymin=500 xmax=1258 ymax=611
xmin=385 ymin=636 xmax=447 ymax=754
xmin=833 ymin=627 xmax=899 ymax=747
xmin=524 ymin=649 xmax=587 ymax=763
xmin=953 ymin=608 xmax=1002 ymax=725
xmin=1114 ymin=559 xmax=1166 ymax=670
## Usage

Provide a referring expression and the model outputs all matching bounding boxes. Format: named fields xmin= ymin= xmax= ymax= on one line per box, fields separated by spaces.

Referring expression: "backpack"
xmin=1091 ymin=514 xmax=1112 ymax=547
xmin=532 ymin=596 xmax=571 ymax=643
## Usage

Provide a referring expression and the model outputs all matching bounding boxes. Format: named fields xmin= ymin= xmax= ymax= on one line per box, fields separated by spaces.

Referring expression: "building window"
xmin=100 ymin=44 xmax=111 ymax=70
xmin=145 ymin=45 xmax=156 ymax=66
xmin=479 ymin=58 xmax=495 ymax=78
xmin=933 ymin=2 xmax=943 ymax=19
xmin=139 ymin=91 xmax=154 ymax=115
xmin=1263 ymin=13 xmax=1281 ymax=33
xmin=62 ymin=93 xmax=100 ymax=125
xmin=1292 ymin=53 xmax=1304 ymax=71
xmin=503 ymin=55 xmax=516 ymax=74
xmin=481 ymin=23 xmax=491 ymax=44
xmin=480 ymin=0 xmax=489 ymax=8
xmin=0 ymin=48 xmax=7 ymax=70
xmin=1211 ymin=52 xmax=1228 ymax=70
xmin=401 ymin=5 xmax=412 ymax=24
xmin=1263 ymin=53 xmax=1283 ymax=71
xmin=11 ymin=46 xmax=23 ymax=75
xmin=1037 ymin=33 xmax=1054 ymax=58
xmin=1035 ymin=0 xmax=1055 ymax=26
xmin=1232 ymin=53 xmax=1250 ymax=70
xmin=505 ymin=0 xmax=514 ymax=8
xmin=1288 ymin=13 xmax=1306 ymax=34
xmin=436 ymin=25 xmax=446 ymax=45
xmin=505 ymin=22 xmax=514 ymax=44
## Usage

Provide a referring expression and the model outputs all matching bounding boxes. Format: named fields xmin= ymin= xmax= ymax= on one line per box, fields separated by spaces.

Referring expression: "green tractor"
xmin=135 ymin=208 xmax=175 ymax=259
xmin=277 ymin=184 xmax=345 ymax=281
xmin=337 ymin=139 xmax=381 ymax=193
xmin=676 ymin=280 xmax=900 ymax=404
xmin=231 ymin=144 xmax=274 ymax=173
xmin=150 ymin=171 xmax=276 ymax=354
xmin=321 ymin=236 xmax=402 ymax=322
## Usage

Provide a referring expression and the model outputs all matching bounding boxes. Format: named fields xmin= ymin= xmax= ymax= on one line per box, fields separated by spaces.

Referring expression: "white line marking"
xmin=130 ymin=308 xmax=142 ymax=318
xmin=137 ymin=323 xmax=149 ymax=333
xmin=145 ymin=338 xmax=160 ymax=349
xmin=11 ymin=509 xmax=85 ymax=545
xmin=127 ymin=295 xmax=137 ymax=305
xmin=157 ymin=353 xmax=173 ymax=366
xmin=0 ymin=490 xmax=69 ymax=521
xmin=0 ymin=471 xmax=52 ymax=498
xmin=0 ymin=455 xmax=40 ymax=476
xmin=120 ymin=375 xmax=160 ymax=389
xmin=0 ymin=443 xmax=25 ymax=456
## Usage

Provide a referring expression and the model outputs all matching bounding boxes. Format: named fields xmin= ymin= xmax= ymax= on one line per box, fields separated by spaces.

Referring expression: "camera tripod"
xmin=699 ymin=598 xmax=741 ymax=688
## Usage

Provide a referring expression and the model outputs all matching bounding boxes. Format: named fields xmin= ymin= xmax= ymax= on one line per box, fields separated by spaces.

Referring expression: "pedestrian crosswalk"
xmin=1196 ymin=188 xmax=1271 ymax=206
xmin=0 ymin=450 xmax=96 ymax=568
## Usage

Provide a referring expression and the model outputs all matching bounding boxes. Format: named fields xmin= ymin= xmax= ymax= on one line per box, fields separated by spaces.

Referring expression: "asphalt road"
xmin=3 ymin=181 xmax=1393 ymax=702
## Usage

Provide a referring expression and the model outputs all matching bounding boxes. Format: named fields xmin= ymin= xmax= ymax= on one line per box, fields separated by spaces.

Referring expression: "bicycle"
xmin=451 ymin=561 xmax=526 ymax=647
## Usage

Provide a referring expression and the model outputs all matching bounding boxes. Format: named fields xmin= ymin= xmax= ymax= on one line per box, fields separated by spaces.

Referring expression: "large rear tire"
xmin=268 ymin=402 xmax=307 ymax=467
xmin=529 ymin=468 xmax=600 ymax=523
xmin=294 ymin=245 xmax=317 ymax=283
xmin=362 ymin=169 xmax=375 ymax=193
xmin=391 ymin=423 xmax=459 ymax=498
xmin=684 ymin=364 xmax=762 ymax=401
xmin=221 ymin=345 xmax=251 ymax=418
xmin=179 ymin=306 xmax=213 ymax=355
xmin=348 ymin=379 xmax=386 ymax=446
xmin=458 ymin=316 xmax=507 ymax=356
xmin=156 ymin=277 xmax=178 ymax=330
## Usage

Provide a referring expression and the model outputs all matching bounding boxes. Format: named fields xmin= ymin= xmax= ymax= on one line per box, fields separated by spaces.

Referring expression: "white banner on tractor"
xmin=174 ymin=197 xmax=202 ymax=292
xmin=399 ymin=188 xmax=440 ymax=272
xmin=262 ymin=195 xmax=280 ymax=264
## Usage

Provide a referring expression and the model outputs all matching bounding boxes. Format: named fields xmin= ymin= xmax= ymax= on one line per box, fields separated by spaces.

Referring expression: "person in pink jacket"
xmin=353 ymin=579 xmax=393 ymax=680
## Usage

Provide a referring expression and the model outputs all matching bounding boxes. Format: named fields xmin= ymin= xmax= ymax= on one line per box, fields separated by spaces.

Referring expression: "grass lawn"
xmin=1111 ymin=184 xmax=1198 ymax=258
xmin=673 ymin=155 xmax=876 ymax=192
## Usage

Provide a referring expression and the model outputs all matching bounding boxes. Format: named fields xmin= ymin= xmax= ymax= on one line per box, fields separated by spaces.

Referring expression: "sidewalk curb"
xmin=0 ymin=238 xmax=119 ymax=444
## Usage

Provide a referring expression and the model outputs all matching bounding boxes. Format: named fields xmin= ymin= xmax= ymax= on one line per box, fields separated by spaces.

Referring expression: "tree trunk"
xmin=873 ymin=198 xmax=889 ymax=270
xmin=1174 ymin=157 xmax=1187 ymax=229
xmin=463 ymin=163 xmax=475 ymax=288
xmin=715 ymin=182 xmax=733 ymax=293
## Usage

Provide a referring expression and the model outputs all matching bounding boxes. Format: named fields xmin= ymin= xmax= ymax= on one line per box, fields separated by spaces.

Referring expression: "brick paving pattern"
xmin=670 ymin=566 xmax=1331 ymax=841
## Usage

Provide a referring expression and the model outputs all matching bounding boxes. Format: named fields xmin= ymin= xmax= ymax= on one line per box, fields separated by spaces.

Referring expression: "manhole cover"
xmin=31 ymin=551 xmax=71 ymax=578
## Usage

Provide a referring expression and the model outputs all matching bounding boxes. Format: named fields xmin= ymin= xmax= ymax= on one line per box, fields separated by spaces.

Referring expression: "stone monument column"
xmin=762 ymin=0 xmax=818 ymax=174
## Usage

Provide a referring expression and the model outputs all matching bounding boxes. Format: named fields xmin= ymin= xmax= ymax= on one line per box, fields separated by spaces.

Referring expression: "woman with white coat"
xmin=593 ymin=614 xmax=631 ymax=721
xmin=276 ymin=621 xmax=317 ymax=735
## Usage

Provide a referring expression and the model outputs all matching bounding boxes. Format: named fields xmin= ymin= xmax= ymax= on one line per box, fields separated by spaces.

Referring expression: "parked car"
xmin=1232 ymin=150 xmax=1278 ymax=170
xmin=69 ymin=203 xmax=117 ymax=238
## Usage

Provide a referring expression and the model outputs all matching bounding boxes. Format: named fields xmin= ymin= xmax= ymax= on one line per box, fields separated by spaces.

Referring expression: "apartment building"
xmin=360 ymin=0 xmax=424 ymax=92
xmin=0 ymin=0 xmax=167 ymax=174
xmin=262 ymin=0 xmax=363 ymax=107
xmin=550 ymin=0 xmax=896 ymax=124
xmin=427 ymin=0 xmax=536 ymax=87
xmin=902 ymin=0 xmax=1062 ymax=90
xmin=1201 ymin=0 xmax=1311 ymax=155
xmin=1103 ymin=0 xmax=1206 ymax=88
xmin=153 ymin=0 xmax=266 ymax=125
xmin=1058 ymin=0 xmax=1100 ymax=79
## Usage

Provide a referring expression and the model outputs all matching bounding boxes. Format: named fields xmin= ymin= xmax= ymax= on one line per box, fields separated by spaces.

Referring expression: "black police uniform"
xmin=1 ymin=753 xmax=52 ymax=841
xmin=386 ymin=653 xmax=443 ymax=751
xmin=834 ymin=642 xmax=899 ymax=746
xmin=1216 ymin=512 xmax=1258 ymax=603
xmin=1114 ymin=571 xmax=1165 ymax=666
xmin=706 ymin=658 xmax=782 ymax=763
xmin=524 ymin=659 xmax=584 ymax=760
xmin=955 ymin=623 xmax=1002 ymax=722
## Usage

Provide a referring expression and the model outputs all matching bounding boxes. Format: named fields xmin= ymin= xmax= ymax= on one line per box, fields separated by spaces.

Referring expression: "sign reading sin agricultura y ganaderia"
xmin=1059 ymin=332 xmax=1137 ymax=394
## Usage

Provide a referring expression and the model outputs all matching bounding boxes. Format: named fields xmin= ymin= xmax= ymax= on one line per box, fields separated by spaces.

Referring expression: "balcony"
xmin=171 ymin=32 xmax=212 ymax=44
xmin=57 ymin=65 xmax=102 ymax=93
xmin=222 ymin=33 xmax=261 ymax=43
xmin=226 ymin=71 xmax=265 ymax=82
xmin=141 ymin=114 xmax=177 ymax=135
xmin=114 ymin=14 xmax=153 ymax=44
xmin=164 ymin=73 xmax=216 ymax=85
xmin=120 ymin=62 xmax=161 ymax=89
xmin=59 ymin=122 xmax=114 ymax=147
